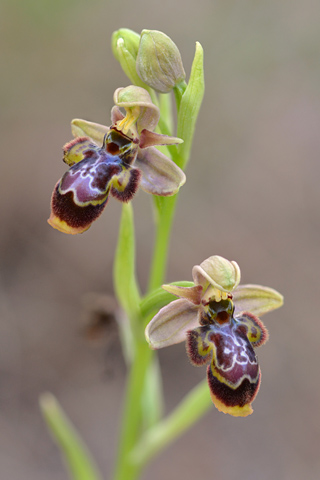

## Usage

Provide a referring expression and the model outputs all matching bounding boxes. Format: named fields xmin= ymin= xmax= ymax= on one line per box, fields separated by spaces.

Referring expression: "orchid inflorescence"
xmin=45 ymin=27 xmax=283 ymax=480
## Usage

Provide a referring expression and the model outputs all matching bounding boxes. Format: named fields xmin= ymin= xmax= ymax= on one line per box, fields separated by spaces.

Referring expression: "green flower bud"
xmin=112 ymin=29 xmax=146 ymax=87
xmin=136 ymin=29 xmax=186 ymax=93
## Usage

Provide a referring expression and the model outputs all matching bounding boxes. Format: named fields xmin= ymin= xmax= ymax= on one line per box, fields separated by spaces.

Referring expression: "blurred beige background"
xmin=1 ymin=0 xmax=320 ymax=479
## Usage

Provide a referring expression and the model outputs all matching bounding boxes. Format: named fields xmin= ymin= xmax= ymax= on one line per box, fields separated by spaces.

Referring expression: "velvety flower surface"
xmin=145 ymin=255 xmax=283 ymax=417
xmin=48 ymin=86 xmax=186 ymax=234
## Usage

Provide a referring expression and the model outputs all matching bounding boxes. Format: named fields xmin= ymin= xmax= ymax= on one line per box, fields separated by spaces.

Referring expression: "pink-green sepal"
xmin=145 ymin=298 xmax=199 ymax=349
xmin=136 ymin=147 xmax=186 ymax=196
xmin=233 ymin=284 xmax=284 ymax=318
xmin=71 ymin=119 xmax=109 ymax=146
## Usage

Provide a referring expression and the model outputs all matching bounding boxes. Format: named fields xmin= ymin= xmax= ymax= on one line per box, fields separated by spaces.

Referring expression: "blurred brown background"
xmin=1 ymin=0 xmax=320 ymax=479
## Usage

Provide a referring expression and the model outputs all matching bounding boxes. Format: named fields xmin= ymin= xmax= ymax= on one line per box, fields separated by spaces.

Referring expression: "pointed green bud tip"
xmin=111 ymin=29 xmax=145 ymax=86
xmin=112 ymin=28 xmax=140 ymax=62
xmin=136 ymin=29 xmax=186 ymax=93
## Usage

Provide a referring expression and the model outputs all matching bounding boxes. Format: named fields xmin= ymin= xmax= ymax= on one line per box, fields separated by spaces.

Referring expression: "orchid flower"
xmin=48 ymin=86 xmax=185 ymax=234
xmin=145 ymin=255 xmax=283 ymax=417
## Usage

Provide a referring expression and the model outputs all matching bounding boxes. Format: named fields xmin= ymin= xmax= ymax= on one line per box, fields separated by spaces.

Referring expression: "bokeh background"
xmin=1 ymin=0 xmax=320 ymax=479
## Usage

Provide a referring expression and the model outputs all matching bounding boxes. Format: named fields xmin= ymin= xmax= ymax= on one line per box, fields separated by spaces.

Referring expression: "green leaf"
xmin=176 ymin=42 xmax=205 ymax=169
xmin=40 ymin=393 xmax=103 ymax=480
xmin=130 ymin=379 xmax=212 ymax=467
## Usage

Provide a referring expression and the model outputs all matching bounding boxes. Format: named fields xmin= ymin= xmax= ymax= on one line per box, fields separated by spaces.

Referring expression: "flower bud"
xmin=111 ymin=29 xmax=145 ymax=86
xmin=136 ymin=30 xmax=186 ymax=93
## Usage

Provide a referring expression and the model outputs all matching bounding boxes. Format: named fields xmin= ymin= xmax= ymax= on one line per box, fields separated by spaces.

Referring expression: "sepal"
xmin=145 ymin=299 xmax=199 ymax=349
xmin=233 ymin=284 xmax=284 ymax=318
xmin=136 ymin=147 xmax=186 ymax=196
xmin=114 ymin=86 xmax=160 ymax=133
xmin=192 ymin=255 xmax=241 ymax=293
xmin=71 ymin=119 xmax=109 ymax=146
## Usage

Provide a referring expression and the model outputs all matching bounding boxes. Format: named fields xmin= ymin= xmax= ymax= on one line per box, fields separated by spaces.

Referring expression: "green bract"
xmin=111 ymin=28 xmax=147 ymax=89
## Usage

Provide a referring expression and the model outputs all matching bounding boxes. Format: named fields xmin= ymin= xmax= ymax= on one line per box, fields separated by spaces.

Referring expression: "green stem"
xmin=113 ymin=341 xmax=153 ymax=480
xmin=147 ymin=195 xmax=178 ymax=293
xmin=130 ymin=379 xmax=212 ymax=468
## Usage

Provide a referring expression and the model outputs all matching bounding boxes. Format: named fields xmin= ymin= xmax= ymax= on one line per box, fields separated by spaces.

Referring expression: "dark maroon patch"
xmin=111 ymin=167 xmax=142 ymax=203
xmin=51 ymin=183 xmax=108 ymax=230
xmin=207 ymin=365 xmax=261 ymax=408
xmin=186 ymin=328 xmax=212 ymax=366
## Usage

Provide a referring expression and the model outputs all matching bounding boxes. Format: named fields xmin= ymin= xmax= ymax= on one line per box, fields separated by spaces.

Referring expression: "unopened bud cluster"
xmin=112 ymin=28 xmax=186 ymax=93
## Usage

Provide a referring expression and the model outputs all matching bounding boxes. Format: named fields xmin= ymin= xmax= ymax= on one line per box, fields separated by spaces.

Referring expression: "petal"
xmin=111 ymin=106 xmax=125 ymax=124
xmin=145 ymin=298 xmax=199 ymax=349
xmin=139 ymin=129 xmax=183 ymax=149
xmin=71 ymin=119 xmax=109 ymax=146
xmin=111 ymin=166 xmax=142 ymax=202
xmin=233 ymin=284 xmax=284 ymax=318
xmin=204 ymin=322 xmax=261 ymax=416
xmin=192 ymin=256 xmax=241 ymax=293
xmin=235 ymin=312 xmax=269 ymax=347
xmin=48 ymin=153 xmax=122 ymax=234
xmin=162 ymin=284 xmax=203 ymax=305
xmin=63 ymin=137 xmax=98 ymax=166
xmin=59 ymin=154 xmax=121 ymax=205
xmin=48 ymin=181 xmax=109 ymax=234
xmin=207 ymin=365 xmax=260 ymax=417
xmin=114 ymin=86 xmax=160 ymax=132
xmin=186 ymin=326 xmax=213 ymax=366
xmin=136 ymin=147 xmax=186 ymax=196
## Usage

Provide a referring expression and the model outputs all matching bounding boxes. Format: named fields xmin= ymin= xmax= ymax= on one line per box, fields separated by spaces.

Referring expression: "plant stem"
xmin=147 ymin=195 xmax=178 ymax=293
xmin=112 ymin=340 xmax=152 ymax=480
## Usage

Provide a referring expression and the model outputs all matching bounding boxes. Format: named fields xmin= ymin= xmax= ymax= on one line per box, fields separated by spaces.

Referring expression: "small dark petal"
xmin=235 ymin=312 xmax=269 ymax=347
xmin=111 ymin=167 xmax=142 ymax=203
xmin=63 ymin=137 xmax=97 ymax=166
xmin=207 ymin=364 xmax=261 ymax=416
xmin=49 ymin=182 xmax=108 ymax=234
xmin=186 ymin=327 xmax=212 ymax=366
